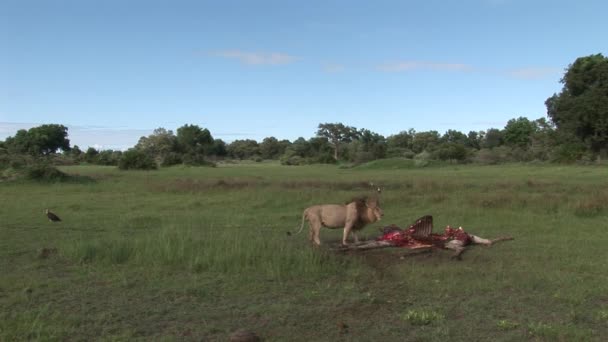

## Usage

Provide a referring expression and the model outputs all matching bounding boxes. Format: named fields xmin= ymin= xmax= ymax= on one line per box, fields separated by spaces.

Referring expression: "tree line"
xmin=1 ymin=53 xmax=607 ymax=171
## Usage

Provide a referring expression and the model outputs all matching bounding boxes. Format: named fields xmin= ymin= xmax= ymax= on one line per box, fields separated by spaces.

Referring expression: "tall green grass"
xmin=60 ymin=224 xmax=348 ymax=280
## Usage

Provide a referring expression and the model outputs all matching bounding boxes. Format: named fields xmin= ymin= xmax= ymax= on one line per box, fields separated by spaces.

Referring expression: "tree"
xmin=4 ymin=124 xmax=70 ymax=155
xmin=289 ymin=137 xmax=311 ymax=158
xmin=209 ymin=139 xmax=228 ymax=157
xmin=434 ymin=143 xmax=468 ymax=162
xmin=441 ymin=130 xmax=466 ymax=144
xmin=308 ymin=137 xmax=334 ymax=163
xmin=135 ymin=128 xmax=178 ymax=163
xmin=316 ymin=123 xmax=359 ymax=160
xmin=546 ymin=53 xmax=608 ymax=155
xmin=227 ymin=139 xmax=260 ymax=160
xmin=503 ymin=117 xmax=539 ymax=149
xmin=118 ymin=149 xmax=157 ymax=170
xmin=466 ymin=131 xmax=484 ymax=150
xmin=84 ymin=147 xmax=99 ymax=164
xmin=387 ymin=129 xmax=415 ymax=157
xmin=176 ymin=124 xmax=214 ymax=154
xmin=482 ymin=128 xmax=503 ymax=149
xmin=411 ymin=131 xmax=440 ymax=153
xmin=354 ymin=129 xmax=387 ymax=160
xmin=387 ymin=130 xmax=414 ymax=148
xmin=259 ymin=137 xmax=286 ymax=160
xmin=70 ymin=145 xmax=83 ymax=160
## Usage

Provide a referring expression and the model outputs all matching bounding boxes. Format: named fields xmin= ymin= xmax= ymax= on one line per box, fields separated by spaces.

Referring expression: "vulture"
xmin=45 ymin=209 xmax=62 ymax=222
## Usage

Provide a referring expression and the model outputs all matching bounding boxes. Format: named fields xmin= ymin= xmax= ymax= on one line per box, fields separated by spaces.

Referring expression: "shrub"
xmin=25 ymin=163 xmax=69 ymax=182
xmin=160 ymin=152 xmax=183 ymax=167
xmin=182 ymin=153 xmax=216 ymax=167
xmin=118 ymin=149 xmax=157 ymax=170
xmin=433 ymin=143 xmax=468 ymax=162
xmin=280 ymin=154 xmax=305 ymax=166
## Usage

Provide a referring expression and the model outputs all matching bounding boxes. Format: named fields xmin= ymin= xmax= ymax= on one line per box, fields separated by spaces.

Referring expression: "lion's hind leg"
xmin=307 ymin=216 xmax=323 ymax=246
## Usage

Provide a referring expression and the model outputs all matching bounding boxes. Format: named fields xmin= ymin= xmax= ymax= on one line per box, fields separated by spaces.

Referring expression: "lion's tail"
xmin=287 ymin=209 xmax=308 ymax=236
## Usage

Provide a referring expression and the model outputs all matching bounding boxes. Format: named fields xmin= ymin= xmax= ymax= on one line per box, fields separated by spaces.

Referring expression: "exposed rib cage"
xmin=409 ymin=215 xmax=433 ymax=238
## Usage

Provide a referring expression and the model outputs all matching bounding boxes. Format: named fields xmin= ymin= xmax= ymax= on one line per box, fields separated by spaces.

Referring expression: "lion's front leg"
xmin=342 ymin=224 xmax=354 ymax=246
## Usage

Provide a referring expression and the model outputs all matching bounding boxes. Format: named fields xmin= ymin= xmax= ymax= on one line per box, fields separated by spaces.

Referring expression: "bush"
xmin=550 ymin=142 xmax=586 ymax=163
xmin=118 ymin=149 xmax=157 ymax=170
xmin=182 ymin=153 xmax=216 ymax=167
xmin=433 ymin=143 xmax=468 ymax=162
xmin=280 ymin=154 xmax=306 ymax=166
xmin=315 ymin=152 xmax=336 ymax=164
xmin=25 ymin=163 xmax=69 ymax=182
xmin=352 ymin=151 xmax=375 ymax=165
xmin=160 ymin=152 xmax=183 ymax=167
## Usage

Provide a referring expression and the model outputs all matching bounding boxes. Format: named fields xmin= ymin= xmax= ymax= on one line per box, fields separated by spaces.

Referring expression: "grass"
xmin=1 ymin=162 xmax=608 ymax=341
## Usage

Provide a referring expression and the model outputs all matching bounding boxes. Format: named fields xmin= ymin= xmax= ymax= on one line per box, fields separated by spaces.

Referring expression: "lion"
xmin=291 ymin=196 xmax=384 ymax=246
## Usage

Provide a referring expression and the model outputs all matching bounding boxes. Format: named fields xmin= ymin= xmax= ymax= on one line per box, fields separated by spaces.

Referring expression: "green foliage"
xmin=259 ymin=136 xmax=290 ymax=159
xmin=176 ymin=124 xmax=214 ymax=154
xmin=279 ymin=152 xmax=306 ymax=165
xmin=4 ymin=124 xmax=70 ymax=156
xmin=181 ymin=153 xmax=216 ymax=167
xmin=386 ymin=147 xmax=415 ymax=158
xmin=482 ymin=128 xmax=504 ymax=149
xmin=135 ymin=127 xmax=178 ymax=162
xmin=387 ymin=129 xmax=415 ymax=150
xmin=118 ymin=149 xmax=157 ymax=170
xmin=227 ymin=139 xmax=260 ymax=160
xmin=433 ymin=142 xmax=469 ymax=161
xmin=316 ymin=122 xmax=359 ymax=160
xmin=209 ymin=138 xmax=228 ymax=157
xmin=24 ymin=163 xmax=69 ymax=181
xmin=473 ymin=147 xmax=508 ymax=164
xmin=160 ymin=152 xmax=183 ymax=167
xmin=546 ymin=53 xmax=608 ymax=155
xmin=411 ymin=130 xmax=440 ymax=153
xmin=503 ymin=117 xmax=539 ymax=148
xmin=84 ymin=147 xmax=99 ymax=163
xmin=96 ymin=150 xmax=122 ymax=166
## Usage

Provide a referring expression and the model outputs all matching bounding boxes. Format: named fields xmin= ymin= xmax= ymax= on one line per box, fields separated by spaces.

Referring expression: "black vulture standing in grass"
xmin=45 ymin=209 xmax=61 ymax=222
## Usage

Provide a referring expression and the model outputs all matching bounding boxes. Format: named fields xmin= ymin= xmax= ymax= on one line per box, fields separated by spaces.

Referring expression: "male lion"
xmin=292 ymin=196 xmax=384 ymax=246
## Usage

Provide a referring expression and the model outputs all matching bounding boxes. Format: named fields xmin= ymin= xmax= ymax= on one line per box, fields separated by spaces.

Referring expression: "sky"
xmin=1 ymin=0 xmax=607 ymax=150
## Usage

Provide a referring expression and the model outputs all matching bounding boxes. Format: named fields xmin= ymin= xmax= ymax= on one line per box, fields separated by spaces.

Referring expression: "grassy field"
xmin=1 ymin=161 xmax=608 ymax=341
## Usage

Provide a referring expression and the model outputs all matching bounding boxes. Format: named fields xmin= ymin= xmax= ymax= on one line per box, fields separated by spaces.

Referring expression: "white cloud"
xmin=506 ymin=67 xmax=560 ymax=80
xmin=377 ymin=61 xmax=473 ymax=72
xmin=323 ymin=63 xmax=346 ymax=73
xmin=211 ymin=50 xmax=299 ymax=65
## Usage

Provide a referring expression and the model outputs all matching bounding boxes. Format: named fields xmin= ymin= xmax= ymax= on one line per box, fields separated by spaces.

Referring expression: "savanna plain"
xmin=1 ymin=160 xmax=607 ymax=341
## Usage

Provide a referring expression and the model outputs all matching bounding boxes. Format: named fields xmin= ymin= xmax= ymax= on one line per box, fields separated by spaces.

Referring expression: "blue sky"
xmin=1 ymin=0 xmax=607 ymax=150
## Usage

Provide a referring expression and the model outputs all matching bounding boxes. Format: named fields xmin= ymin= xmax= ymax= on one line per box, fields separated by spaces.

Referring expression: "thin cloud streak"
xmin=211 ymin=50 xmax=299 ymax=65
xmin=377 ymin=61 xmax=474 ymax=73
xmin=323 ymin=63 xmax=346 ymax=73
xmin=506 ymin=67 xmax=561 ymax=80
